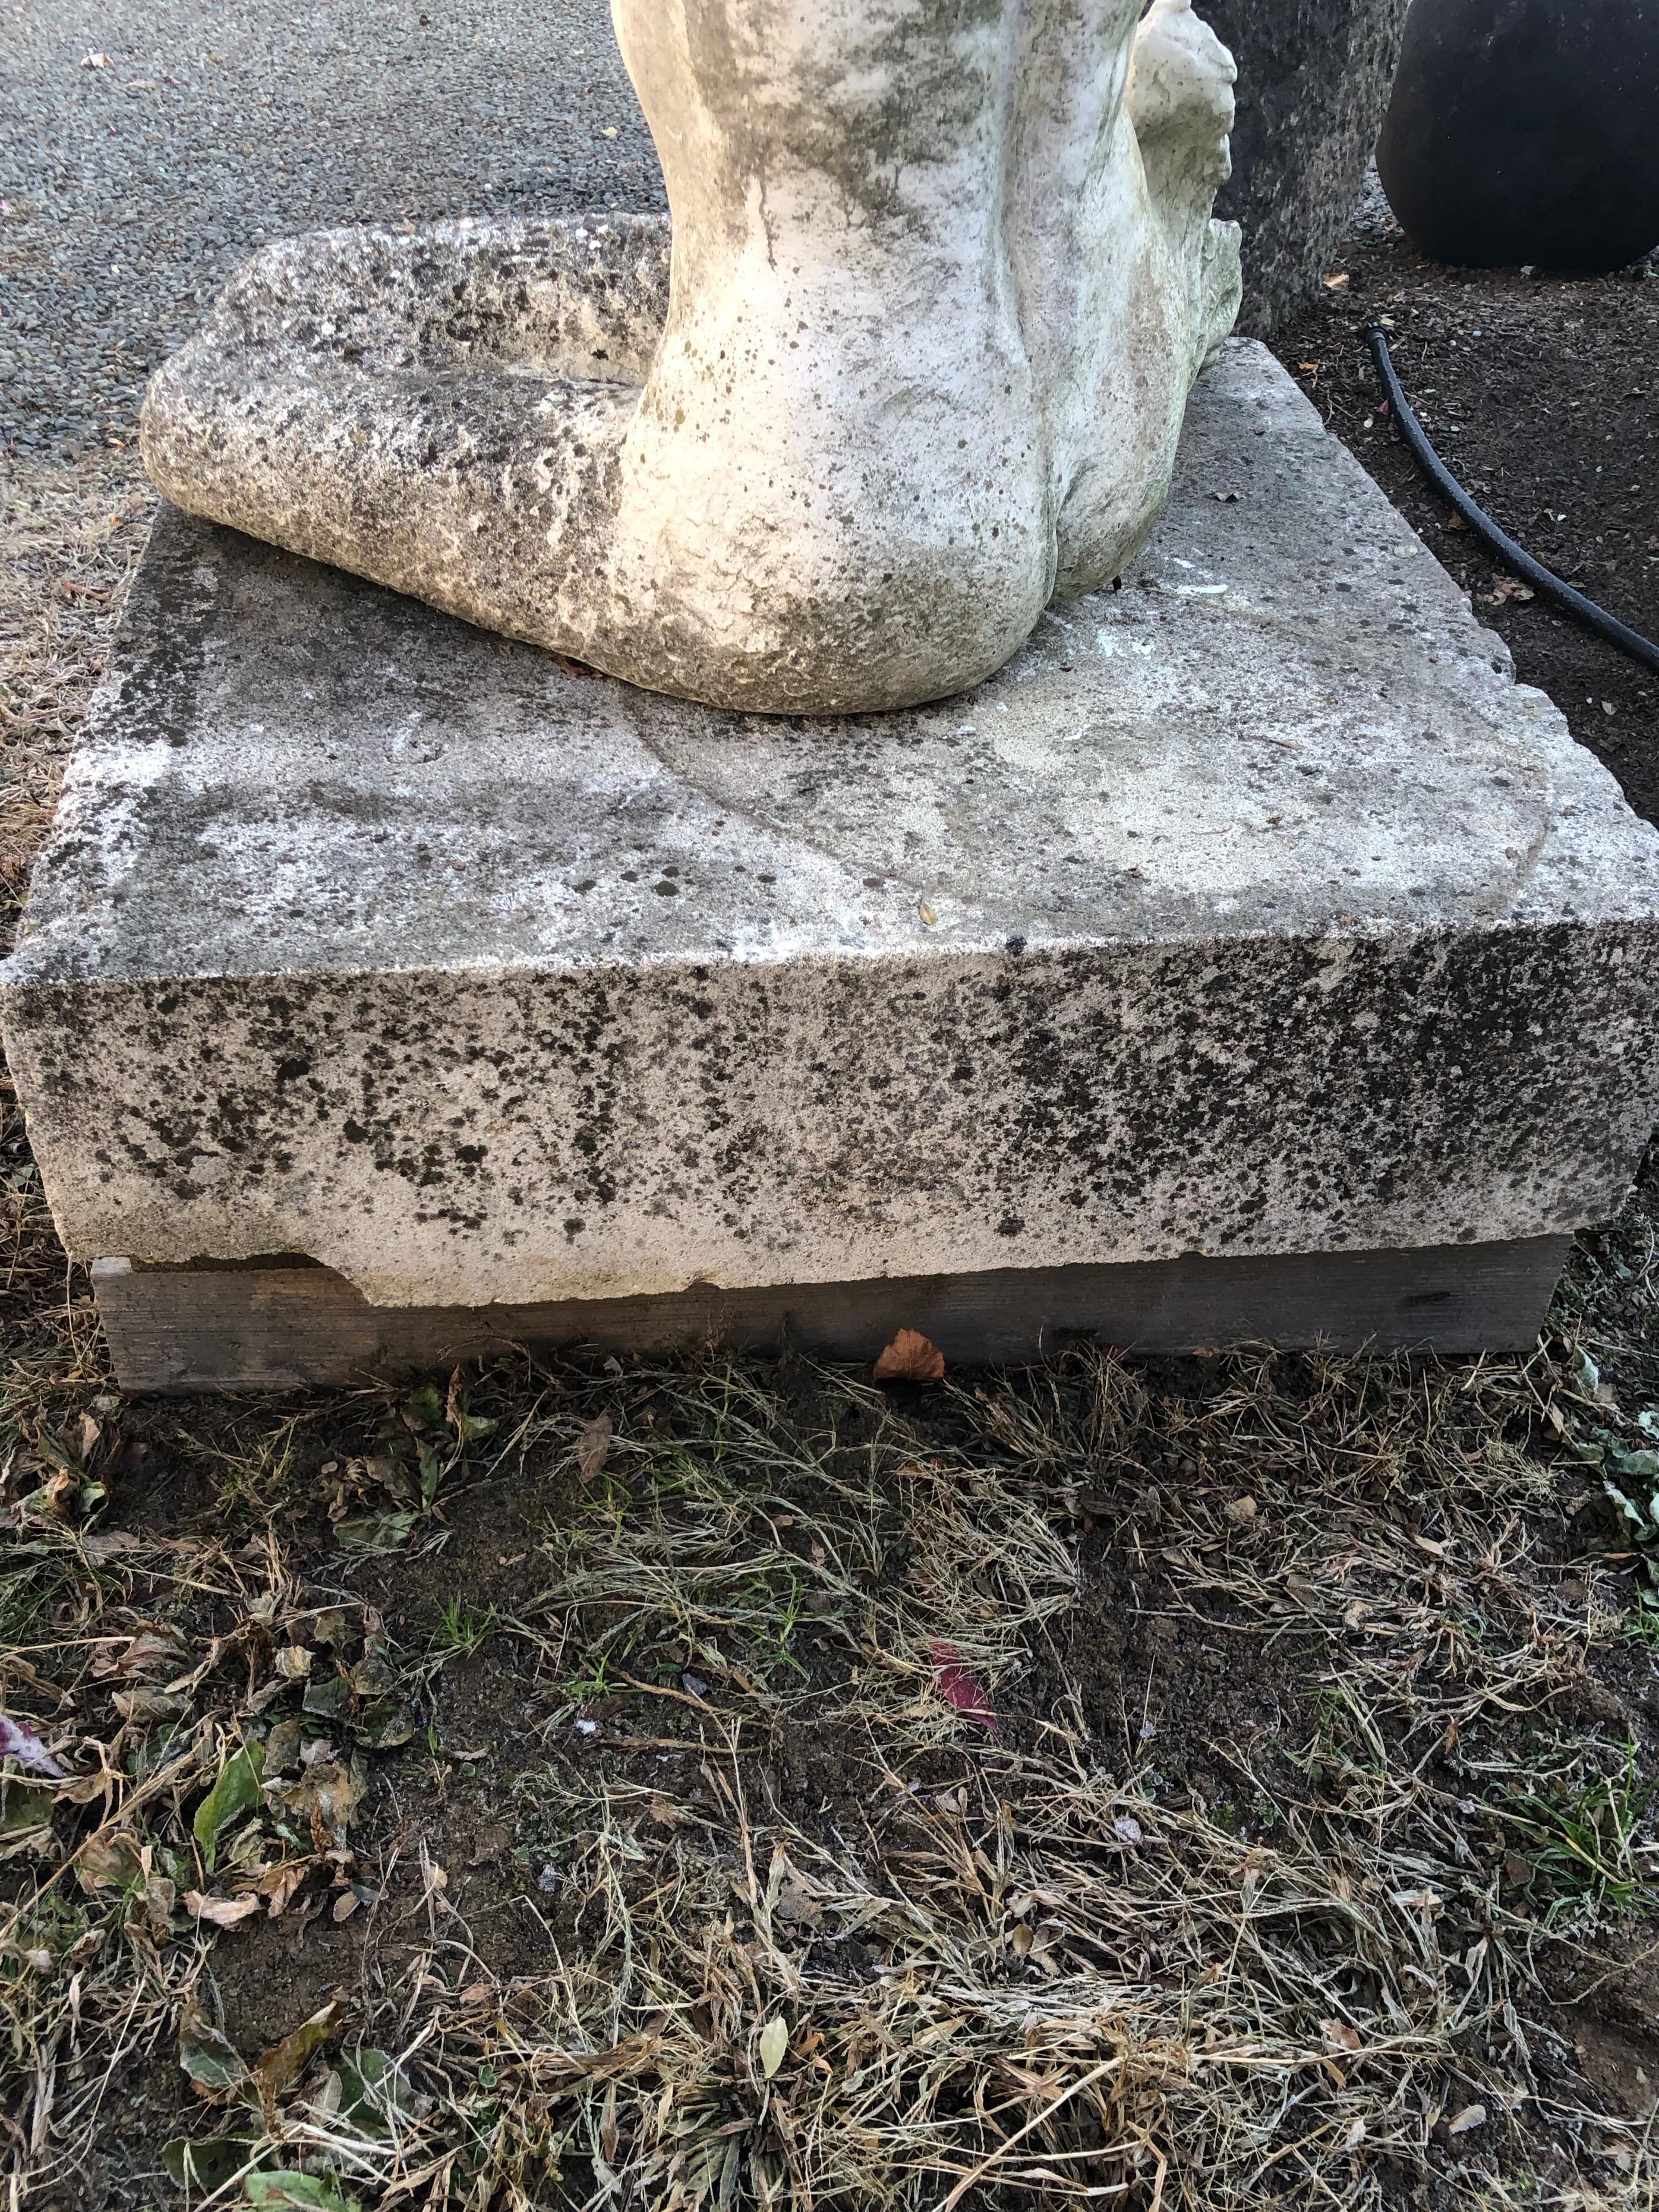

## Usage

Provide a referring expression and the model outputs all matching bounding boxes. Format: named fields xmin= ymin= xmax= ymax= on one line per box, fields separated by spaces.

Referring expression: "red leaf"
xmin=928 ymin=1639 xmax=1001 ymax=1740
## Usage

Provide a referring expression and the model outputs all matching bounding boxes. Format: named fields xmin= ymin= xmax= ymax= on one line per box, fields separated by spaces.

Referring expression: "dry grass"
xmin=5 ymin=1304 xmax=1659 ymax=2210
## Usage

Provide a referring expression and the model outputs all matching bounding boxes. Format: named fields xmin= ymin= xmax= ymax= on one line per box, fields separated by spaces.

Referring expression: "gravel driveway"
xmin=0 ymin=0 xmax=666 ymax=457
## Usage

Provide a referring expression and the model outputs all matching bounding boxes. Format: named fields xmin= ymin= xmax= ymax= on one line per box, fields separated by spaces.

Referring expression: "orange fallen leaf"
xmin=874 ymin=1329 xmax=945 ymax=1383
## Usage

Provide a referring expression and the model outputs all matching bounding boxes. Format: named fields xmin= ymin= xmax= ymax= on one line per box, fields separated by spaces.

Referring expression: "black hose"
xmin=1364 ymin=324 xmax=1659 ymax=678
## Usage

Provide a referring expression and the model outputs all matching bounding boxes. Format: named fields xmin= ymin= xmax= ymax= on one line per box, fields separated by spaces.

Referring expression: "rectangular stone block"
xmin=4 ymin=339 xmax=1657 ymax=1346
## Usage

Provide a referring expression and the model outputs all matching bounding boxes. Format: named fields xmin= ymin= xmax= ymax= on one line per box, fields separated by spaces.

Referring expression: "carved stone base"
xmin=6 ymin=348 xmax=1657 ymax=1391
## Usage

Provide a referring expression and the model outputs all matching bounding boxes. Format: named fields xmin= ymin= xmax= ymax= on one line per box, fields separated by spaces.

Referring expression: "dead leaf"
xmin=112 ymin=1685 xmax=188 ymax=1725
xmin=758 ymin=2016 xmax=789 ymax=2078
xmin=1321 ymin=2018 xmax=1362 ymax=2055
xmin=258 ymin=1862 xmax=311 ymax=1918
xmin=253 ymin=1997 xmax=347 ymax=2115
xmin=94 ymin=1625 xmax=190 ymax=1680
xmin=575 ymin=1412 xmax=613 ymax=1480
xmin=1240 ymin=1845 xmax=1274 ymax=1896
xmin=874 ymin=1328 xmax=945 ymax=1383
xmin=1478 ymin=574 xmax=1534 ymax=605
xmin=275 ymin=1757 xmax=362 ymax=1860
xmin=185 ymin=1891 xmax=261 ymax=1928
xmin=77 ymin=1829 xmax=145 ymax=1892
xmin=264 ymin=1718 xmax=302 ymax=1776
xmin=82 ymin=1529 xmax=143 ymax=1561
xmin=1323 ymin=270 xmax=1350 ymax=290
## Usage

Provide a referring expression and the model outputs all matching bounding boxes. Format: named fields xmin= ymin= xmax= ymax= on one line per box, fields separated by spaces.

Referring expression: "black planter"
xmin=1377 ymin=0 xmax=1659 ymax=270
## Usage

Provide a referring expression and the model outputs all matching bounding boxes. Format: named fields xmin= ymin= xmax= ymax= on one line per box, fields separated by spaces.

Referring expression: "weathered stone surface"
xmin=1205 ymin=0 xmax=1411 ymax=335
xmin=7 ymin=342 xmax=1658 ymax=1309
xmin=138 ymin=0 xmax=1241 ymax=715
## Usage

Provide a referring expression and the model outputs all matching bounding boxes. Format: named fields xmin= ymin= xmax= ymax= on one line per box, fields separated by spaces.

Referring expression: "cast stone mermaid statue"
xmin=140 ymin=0 xmax=1241 ymax=715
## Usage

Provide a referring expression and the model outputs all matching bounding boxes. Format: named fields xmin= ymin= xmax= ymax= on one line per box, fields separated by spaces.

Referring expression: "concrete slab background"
xmin=0 ymin=0 xmax=665 ymax=456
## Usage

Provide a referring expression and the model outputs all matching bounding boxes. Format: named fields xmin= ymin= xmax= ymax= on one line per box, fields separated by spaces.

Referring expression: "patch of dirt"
xmin=1274 ymin=241 xmax=1659 ymax=828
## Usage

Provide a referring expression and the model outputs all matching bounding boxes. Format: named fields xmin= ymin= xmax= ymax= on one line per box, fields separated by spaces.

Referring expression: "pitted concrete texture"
xmin=5 ymin=341 xmax=1658 ymax=1308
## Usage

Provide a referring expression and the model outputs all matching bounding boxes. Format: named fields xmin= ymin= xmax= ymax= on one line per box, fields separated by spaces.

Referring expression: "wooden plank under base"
xmin=90 ymin=1235 xmax=1573 ymax=1393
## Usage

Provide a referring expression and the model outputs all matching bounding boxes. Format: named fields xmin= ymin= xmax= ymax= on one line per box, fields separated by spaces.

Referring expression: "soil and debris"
xmin=4 ymin=1165 xmax=1659 ymax=2209
xmin=4 ymin=50 xmax=1659 ymax=2212
xmin=1280 ymin=213 xmax=1659 ymax=828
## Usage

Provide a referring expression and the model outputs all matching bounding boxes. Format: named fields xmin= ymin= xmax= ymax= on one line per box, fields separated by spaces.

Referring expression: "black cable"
xmin=1364 ymin=324 xmax=1659 ymax=678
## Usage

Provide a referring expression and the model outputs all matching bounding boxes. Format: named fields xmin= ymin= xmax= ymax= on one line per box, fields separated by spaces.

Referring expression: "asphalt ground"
xmin=0 ymin=0 xmax=666 ymax=456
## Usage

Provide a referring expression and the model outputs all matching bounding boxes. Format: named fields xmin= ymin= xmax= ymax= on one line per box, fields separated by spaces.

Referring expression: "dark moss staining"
xmin=20 ymin=908 xmax=1649 ymax=1302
